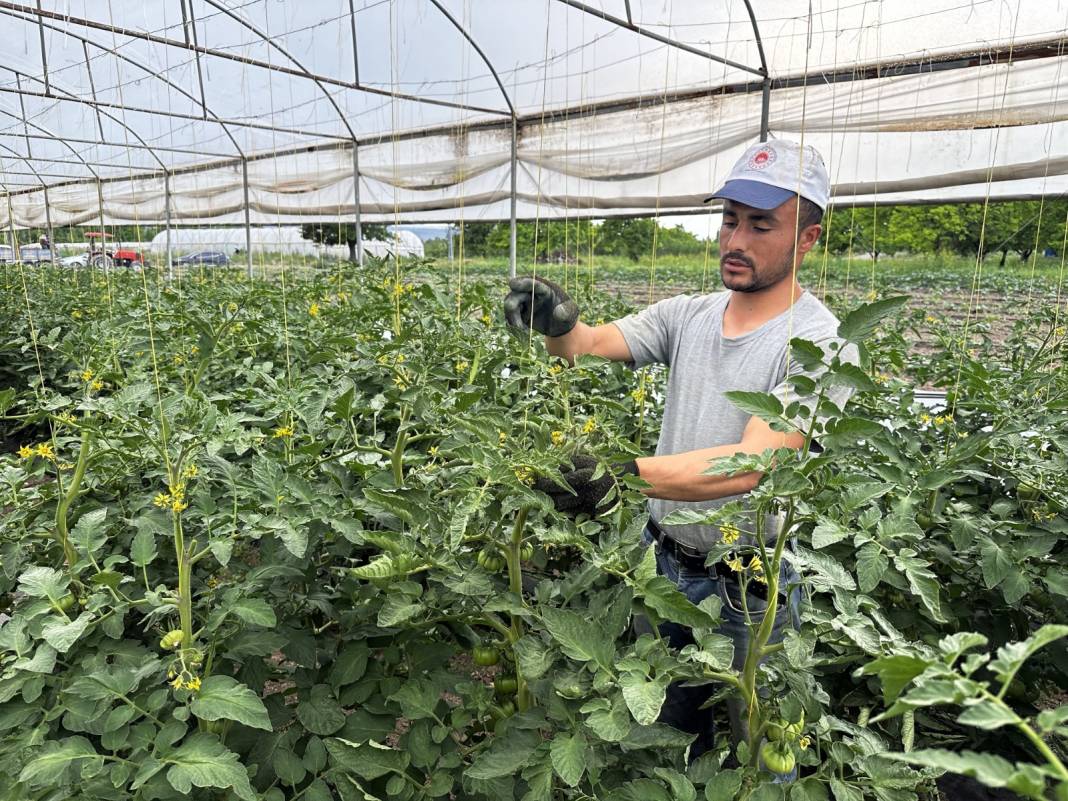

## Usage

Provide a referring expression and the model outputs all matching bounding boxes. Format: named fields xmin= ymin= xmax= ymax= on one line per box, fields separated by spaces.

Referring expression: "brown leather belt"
xmin=646 ymin=518 xmax=769 ymax=601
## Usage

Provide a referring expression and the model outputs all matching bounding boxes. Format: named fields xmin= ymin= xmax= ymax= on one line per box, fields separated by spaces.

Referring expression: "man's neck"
xmin=723 ymin=277 xmax=805 ymax=337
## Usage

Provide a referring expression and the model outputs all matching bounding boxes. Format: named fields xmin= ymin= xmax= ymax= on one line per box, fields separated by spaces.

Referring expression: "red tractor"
xmin=85 ymin=231 xmax=147 ymax=269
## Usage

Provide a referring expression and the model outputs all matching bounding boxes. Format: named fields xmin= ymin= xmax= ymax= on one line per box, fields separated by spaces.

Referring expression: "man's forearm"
xmin=545 ymin=321 xmax=597 ymax=365
xmin=635 ymin=445 xmax=761 ymax=502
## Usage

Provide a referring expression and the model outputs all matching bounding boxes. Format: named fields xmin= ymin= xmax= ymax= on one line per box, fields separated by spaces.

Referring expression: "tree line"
xmin=12 ymin=198 xmax=1067 ymax=266
xmin=822 ymin=199 xmax=1068 ymax=265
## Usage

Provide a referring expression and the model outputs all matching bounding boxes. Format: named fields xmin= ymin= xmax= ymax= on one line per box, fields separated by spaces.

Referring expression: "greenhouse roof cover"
xmin=0 ymin=0 xmax=1066 ymax=228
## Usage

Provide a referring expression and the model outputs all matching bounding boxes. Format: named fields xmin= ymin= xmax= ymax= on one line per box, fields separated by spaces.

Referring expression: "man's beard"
xmin=719 ymin=249 xmax=795 ymax=293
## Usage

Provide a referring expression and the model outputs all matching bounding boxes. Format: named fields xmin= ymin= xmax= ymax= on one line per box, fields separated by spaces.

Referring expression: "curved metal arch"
xmin=426 ymin=0 xmax=514 ymax=116
xmin=553 ymin=0 xmax=766 ymax=77
xmin=0 ymin=93 xmax=102 ymax=181
xmin=8 ymin=8 xmax=246 ymax=160
xmin=199 ymin=0 xmax=357 ymax=141
xmin=0 ymin=102 xmax=100 ymax=181
xmin=0 ymin=139 xmax=48 ymax=194
xmin=0 ymin=63 xmax=168 ymax=173
xmin=740 ymin=0 xmax=769 ymax=76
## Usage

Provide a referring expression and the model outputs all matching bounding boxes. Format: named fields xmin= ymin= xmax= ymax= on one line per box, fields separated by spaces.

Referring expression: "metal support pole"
xmin=352 ymin=143 xmax=364 ymax=266
xmin=35 ymin=0 xmax=50 ymax=96
xmin=164 ymin=171 xmax=173 ymax=281
xmin=42 ymin=185 xmax=54 ymax=265
xmin=759 ymin=78 xmax=771 ymax=142
xmin=241 ymin=157 xmax=252 ymax=279
xmin=509 ymin=116 xmax=518 ymax=278
xmin=447 ymin=225 xmax=454 ymax=263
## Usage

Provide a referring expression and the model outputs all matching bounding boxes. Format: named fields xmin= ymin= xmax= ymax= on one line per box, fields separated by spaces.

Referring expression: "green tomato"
xmin=472 ymin=646 xmax=500 ymax=667
xmin=520 ymin=543 xmax=534 ymax=561
xmin=761 ymin=742 xmax=796 ymax=774
xmin=555 ymin=681 xmax=584 ymax=700
xmin=1017 ymin=483 xmax=1041 ymax=502
xmin=477 ymin=548 xmax=504 ymax=572
xmin=494 ymin=675 xmax=518 ymax=696
xmin=766 ymin=719 xmax=788 ymax=742
xmin=54 ymin=594 xmax=77 ymax=613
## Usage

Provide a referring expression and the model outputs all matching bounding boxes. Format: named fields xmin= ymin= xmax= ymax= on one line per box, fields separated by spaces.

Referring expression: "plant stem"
xmin=743 ymin=500 xmax=796 ymax=766
xmin=54 ymin=427 xmax=91 ymax=569
xmin=507 ymin=506 xmax=532 ymax=712
xmin=173 ymin=514 xmax=194 ymax=650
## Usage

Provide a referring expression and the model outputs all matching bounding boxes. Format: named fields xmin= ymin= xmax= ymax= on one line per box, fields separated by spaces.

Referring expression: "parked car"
xmin=61 ymin=254 xmax=89 ymax=268
xmin=175 ymin=251 xmax=230 ymax=266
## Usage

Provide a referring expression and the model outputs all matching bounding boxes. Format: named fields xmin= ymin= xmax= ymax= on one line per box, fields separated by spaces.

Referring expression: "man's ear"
xmin=797 ymin=223 xmax=822 ymax=257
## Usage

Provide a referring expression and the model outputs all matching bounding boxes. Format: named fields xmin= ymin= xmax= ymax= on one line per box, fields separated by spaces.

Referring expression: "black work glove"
xmin=533 ymin=454 xmax=639 ymax=517
xmin=503 ymin=276 xmax=580 ymax=337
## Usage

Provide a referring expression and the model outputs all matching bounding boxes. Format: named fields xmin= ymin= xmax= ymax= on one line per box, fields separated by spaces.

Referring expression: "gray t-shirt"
xmin=613 ymin=290 xmax=856 ymax=551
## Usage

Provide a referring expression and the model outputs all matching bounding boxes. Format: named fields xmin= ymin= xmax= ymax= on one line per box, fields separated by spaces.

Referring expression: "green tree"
xmin=599 ymin=218 xmax=656 ymax=261
xmin=300 ymin=222 xmax=387 ymax=262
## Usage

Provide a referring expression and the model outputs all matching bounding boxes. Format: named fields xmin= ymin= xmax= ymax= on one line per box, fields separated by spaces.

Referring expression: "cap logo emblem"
xmin=747 ymin=147 xmax=776 ymax=170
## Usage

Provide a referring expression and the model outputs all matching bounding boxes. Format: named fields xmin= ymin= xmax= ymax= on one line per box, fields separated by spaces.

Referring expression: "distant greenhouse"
xmin=147 ymin=227 xmax=424 ymax=260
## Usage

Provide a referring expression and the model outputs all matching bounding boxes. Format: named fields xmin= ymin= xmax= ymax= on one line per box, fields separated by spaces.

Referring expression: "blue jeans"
xmin=639 ymin=526 xmax=801 ymax=770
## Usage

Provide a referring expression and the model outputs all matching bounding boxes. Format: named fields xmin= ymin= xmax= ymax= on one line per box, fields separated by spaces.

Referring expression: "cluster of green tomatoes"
xmin=760 ymin=714 xmax=806 ymax=774
xmin=469 ymin=644 xmax=520 ymax=724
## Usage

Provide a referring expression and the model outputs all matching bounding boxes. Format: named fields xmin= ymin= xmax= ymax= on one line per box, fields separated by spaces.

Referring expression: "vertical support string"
xmin=242 ymin=158 xmax=253 ymax=280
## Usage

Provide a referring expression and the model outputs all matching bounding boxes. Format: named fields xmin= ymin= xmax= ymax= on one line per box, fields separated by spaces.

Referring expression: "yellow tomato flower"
xmin=919 ymin=413 xmax=931 ymax=424
xmin=34 ymin=443 xmax=55 ymax=460
xmin=548 ymin=364 xmax=563 ymax=376
xmin=71 ymin=310 xmax=82 ymax=319
xmin=18 ymin=445 xmax=34 ymax=459
xmin=719 ymin=523 xmax=741 ymax=545
xmin=481 ymin=313 xmax=492 ymax=325
xmin=273 ymin=426 xmax=294 ymax=439
xmin=798 ymin=735 xmax=811 ymax=750
xmin=582 ymin=419 xmax=596 ymax=435
xmin=748 ymin=555 xmax=764 ymax=573
xmin=81 ymin=368 xmax=93 ymax=382
xmin=551 ymin=431 xmax=565 ymax=446
xmin=498 ymin=431 xmax=507 ymax=445
xmin=309 ymin=302 xmax=320 ymax=317
xmin=455 ymin=360 xmax=469 ymax=373
xmin=514 ymin=466 xmax=534 ymax=486
xmin=153 ymin=492 xmax=171 ymax=509
xmin=91 ymin=380 xmax=103 ymax=392
xmin=726 ymin=554 xmax=744 ymax=573
xmin=183 ymin=676 xmax=201 ymax=692
xmin=182 ymin=464 xmax=198 ymax=479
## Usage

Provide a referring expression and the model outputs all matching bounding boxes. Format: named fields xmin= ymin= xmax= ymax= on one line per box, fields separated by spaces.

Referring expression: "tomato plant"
xmin=0 ymin=258 xmax=1064 ymax=801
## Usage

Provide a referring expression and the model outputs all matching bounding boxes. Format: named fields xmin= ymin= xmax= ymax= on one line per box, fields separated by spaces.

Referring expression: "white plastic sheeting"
xmin=146 ymin=227 xmax=424 ymax=258
xmin=0 ymin=1 xmax=1065 ymax=228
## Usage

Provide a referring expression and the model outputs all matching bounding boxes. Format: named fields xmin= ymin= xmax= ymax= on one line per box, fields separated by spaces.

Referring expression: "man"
xmin=504 ymin=139 xmax=858 ymax=760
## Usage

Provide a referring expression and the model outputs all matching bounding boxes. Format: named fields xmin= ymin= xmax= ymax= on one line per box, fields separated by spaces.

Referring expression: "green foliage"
xmin=300 ymin=222 xmax=389 ymax=261
xmin=822 ymin=199 xmax=1068 ymax=264
xmin=0 ymin=259 xmax=1065 ymax=800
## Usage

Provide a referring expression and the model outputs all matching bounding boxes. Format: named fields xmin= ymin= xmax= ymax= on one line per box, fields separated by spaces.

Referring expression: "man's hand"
xmin=503 ymin=276 xmax=580 ymax=337
xmin=533 ymin=454 xmax=639 ymax=517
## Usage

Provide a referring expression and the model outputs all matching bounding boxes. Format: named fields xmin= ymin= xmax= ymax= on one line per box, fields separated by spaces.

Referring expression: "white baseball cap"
xmin=706 ymin=139 xmax=830 ymax=212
